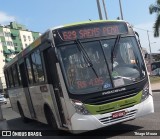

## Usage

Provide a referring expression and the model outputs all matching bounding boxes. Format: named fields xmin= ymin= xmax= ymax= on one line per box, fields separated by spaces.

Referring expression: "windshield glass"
xmin=58 ymin=37 xmax=146 ymax=94
xmin=102 ymin=37 xmax=145 ymax=88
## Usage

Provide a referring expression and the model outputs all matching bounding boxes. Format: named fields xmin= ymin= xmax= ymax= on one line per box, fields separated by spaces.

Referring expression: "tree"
xmin=149 ymin=0 xmax=160 ymax=37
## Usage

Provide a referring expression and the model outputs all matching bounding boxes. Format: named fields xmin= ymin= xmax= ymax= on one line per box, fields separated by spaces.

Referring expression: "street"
xmin=1 ymin=89 xmax=160 ymax=139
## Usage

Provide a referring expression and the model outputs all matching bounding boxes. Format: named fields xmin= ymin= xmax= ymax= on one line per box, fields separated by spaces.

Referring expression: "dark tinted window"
xmin=17 ymin=64 xmax=21 ymax=85
xmin=26 ymin=57 xmax=33 ymax=84
xmin=8 ymin=68 xmax=14 ymax=88
xmin=4 ymin=71 xmax=9 ymax=88
xmin=12 ymin=65 xmax=19 ymax=87
xmin=31 ymin=50 xmax=44 ymax=83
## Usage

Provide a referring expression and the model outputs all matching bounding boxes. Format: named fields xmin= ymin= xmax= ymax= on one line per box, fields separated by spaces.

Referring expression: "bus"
xmin=4 ymin=20 xmax=154 ymax=133
xmin=151 ymin=61 xmax=160 ymax=76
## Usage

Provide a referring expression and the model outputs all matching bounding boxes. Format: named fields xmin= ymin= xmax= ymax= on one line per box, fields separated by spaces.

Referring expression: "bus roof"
xmin=49 ymin=20 xmax=125 ymax=31
xmin=62 ymin=20 xmax=124 ymax=28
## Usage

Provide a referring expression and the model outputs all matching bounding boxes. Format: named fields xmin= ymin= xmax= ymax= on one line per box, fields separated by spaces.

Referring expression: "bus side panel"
xmin=21 ymin=88 xmax=33 ymax=119
xmin=28 ymin=85 xmax=47 ymax=123
xmin=46 ymin=84 xmax=63 ymax=128
xmin=8 ymin=88 xmax=32 ymax=119
xmin=29 ymin=84 xmax=58 ymax=123
xmin=8 ymin=86 xmax=63 ymax=127
xmin=56 ymin=63 xmax=76 ymax=130
xmin=28 ymin=84 xmax=61 ymax=125
xmin=8 ymin=89 xmax=19 ymax=113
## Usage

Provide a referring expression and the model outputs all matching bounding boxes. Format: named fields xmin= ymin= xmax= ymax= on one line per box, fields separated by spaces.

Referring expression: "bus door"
xmin=19 ymin=61 xmax=36 ymax=118
xmin=43 ymin=47 xmax=67 ymax=127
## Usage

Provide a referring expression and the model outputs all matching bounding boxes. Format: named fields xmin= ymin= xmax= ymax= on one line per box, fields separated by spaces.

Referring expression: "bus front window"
xmin=102 ymin=37 xmax=146 ymax=87
xmin=58 ymin=37 xmax=146 ymax=94
xmin=59 ymin=41 xmax=112 ymax=94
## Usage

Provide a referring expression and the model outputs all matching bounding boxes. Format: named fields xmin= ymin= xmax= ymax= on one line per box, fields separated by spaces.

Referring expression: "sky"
xmin=0 ymin=0 xmax=160 ymax=53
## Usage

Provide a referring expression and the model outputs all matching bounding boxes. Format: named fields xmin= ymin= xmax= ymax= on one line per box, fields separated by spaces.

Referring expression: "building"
xmin=141 ymin=47 xmax=160 ymax=75
xmin=0 ymin=22 xmax=40 ymax=91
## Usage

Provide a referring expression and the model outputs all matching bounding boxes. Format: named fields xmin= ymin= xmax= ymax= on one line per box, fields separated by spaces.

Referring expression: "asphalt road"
xmin=1 ymin=91 xmax=160 ymax=139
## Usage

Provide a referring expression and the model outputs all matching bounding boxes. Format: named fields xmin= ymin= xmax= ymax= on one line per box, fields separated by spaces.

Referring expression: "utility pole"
xmin=147 ymin=30 xmax=152 ymax=62
xmin=102 ymin=0 xmax=108 ymax=20
xmin=147 ymin=30 xmax=153 ymax=75
xmin=119 ymin=0 xmax=124 ymax=20
xmin=96 ymin=0 xmax=103 ymax=20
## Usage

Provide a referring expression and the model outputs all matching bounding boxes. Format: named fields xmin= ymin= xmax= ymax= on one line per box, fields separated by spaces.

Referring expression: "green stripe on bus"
xmin=84 ymin=91 xmax=142 ymax=115
xmin=64 ymin=20 xmax=123 ymax=27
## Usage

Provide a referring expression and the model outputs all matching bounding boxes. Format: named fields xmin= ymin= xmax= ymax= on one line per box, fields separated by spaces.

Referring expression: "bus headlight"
xmin=141 ymin=83 xmax=149 ymax=102
xmin=71 ymin=99 xmax=90 ymax=115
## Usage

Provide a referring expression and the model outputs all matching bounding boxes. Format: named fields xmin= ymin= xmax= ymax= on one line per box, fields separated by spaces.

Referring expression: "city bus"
xmin=3 ymin=20 xmax=154 ymax=133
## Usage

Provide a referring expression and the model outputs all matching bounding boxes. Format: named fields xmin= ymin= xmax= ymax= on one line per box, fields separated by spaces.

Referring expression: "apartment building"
xmin=0 ymin=22 xmax=40 ymax=91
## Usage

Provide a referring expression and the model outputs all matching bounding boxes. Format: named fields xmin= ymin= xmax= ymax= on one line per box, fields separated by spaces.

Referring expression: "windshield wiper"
xmin=75 ymin=39 xmax=99 ymax=78
xmin=111 ymin=35 xmax=121 ymax=71
xmin=116 ymin=76 xmax=136 ymax=81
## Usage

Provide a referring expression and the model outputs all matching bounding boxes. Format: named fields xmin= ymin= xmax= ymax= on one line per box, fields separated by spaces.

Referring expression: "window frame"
xmin=30 ymin=49 xmax=45 ymax=84
xmin=12 ymin=64 xmax=20 ymax=87
xmin=25 ymin=56 xmax=34 ymax=84
xmin=7 ymin=67 xmax=15 ymax=88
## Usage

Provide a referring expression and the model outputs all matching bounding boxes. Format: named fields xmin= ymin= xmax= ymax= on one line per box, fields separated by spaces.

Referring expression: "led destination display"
xmin=59 ymin=22 xmax=128 ymax=41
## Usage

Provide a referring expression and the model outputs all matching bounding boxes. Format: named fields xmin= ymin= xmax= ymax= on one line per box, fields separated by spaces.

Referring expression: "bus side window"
xmin=4 ymin=71 xmax=9 ymax=88
xmin=26 ymin=57 xmax=34 ymax=84
xmin=8 ymin=68 xmax=14 ymax=88
xmin=31 ymin=49 xmax=45 ymax=83
xmin=17 ymin=64 xmax=22 ymax=85
xmin=12 ymin=64 xmax=19 ymax=87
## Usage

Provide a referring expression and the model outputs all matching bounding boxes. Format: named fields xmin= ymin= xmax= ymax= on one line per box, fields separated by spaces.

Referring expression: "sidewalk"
xmin=0 ymin=105 xmax=8 ymax=130
xmin=151 ymin=82 xmax=160 ymax=92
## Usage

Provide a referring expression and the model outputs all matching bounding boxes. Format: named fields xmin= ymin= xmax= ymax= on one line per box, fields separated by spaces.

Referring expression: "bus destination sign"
xmin=58 ymin=22 xmax=128 ymax=41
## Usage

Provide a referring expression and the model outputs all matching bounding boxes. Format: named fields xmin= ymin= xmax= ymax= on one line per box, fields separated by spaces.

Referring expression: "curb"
xmin=152 ymin=90 xmax=160 ymax=92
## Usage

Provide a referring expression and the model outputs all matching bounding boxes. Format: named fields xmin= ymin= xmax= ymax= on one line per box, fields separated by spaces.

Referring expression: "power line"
xmin=102 ymin=0 xmax=108 ymax=19
xmin=119 ymin=0 xmax=124 ymax=20
xmin=133 ymin=27 xmax=153 ymax=33
xmin=96 ymin=0 xmax=103 ymax=20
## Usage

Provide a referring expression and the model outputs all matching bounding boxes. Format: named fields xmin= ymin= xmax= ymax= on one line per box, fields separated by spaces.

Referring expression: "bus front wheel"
xmin=17 ymin=102 xmax=30 ymax=123
xmin=45 ymin=106 xmax=58 ymax=130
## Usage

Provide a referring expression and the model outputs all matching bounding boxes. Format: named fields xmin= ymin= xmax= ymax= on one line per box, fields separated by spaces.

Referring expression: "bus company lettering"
xmin=62 ymin=26 xmax=119 ymax=40
xmin=102 ymin=88 xmax=126 ymax=95
xmin=79 ymin=28 xmax=100 ymax=38
xmin=11 ymin=131 xmax=42 ymax=136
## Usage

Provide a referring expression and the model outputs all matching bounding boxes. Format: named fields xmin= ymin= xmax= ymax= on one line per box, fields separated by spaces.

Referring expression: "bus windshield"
xmin=58 ymin=36 xmax=146 ymax=94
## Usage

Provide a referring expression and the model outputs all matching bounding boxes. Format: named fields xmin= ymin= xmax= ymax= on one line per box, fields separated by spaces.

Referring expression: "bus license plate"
xmin=112 ymin=111 xmax=126 ymax=119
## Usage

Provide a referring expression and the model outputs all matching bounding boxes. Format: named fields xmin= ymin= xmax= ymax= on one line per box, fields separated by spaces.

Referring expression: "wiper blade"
xmin=116 ymin=76 xmax=136 ymax=81
xmin=111 ymin=35 xmax=121 ymax=70
xmin=75 ymin=39 xmax=99 ymax=78
xmin=75 ymin=39 xmax=92 ymax=66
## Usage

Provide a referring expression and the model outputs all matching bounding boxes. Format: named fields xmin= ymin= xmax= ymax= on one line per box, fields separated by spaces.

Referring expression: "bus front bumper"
xmin=70 ymin=95 xmax=154 ymax=133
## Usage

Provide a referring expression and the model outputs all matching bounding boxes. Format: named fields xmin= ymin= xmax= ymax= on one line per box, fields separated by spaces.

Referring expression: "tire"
xmin=45 ymin=107 xmax=58 ymax=130
xmin=17 ymin=103 xmax=30 ymax=123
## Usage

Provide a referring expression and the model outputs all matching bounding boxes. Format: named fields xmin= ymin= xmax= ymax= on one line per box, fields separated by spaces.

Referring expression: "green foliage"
xmin=149 ymin=0 xmax=160 ymax=37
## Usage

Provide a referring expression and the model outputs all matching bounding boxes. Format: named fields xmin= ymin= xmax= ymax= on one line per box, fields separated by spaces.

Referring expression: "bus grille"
xmin=85 ymin=88 xmax=139 ymax=105
xmin=98 ymin=110 xmax=137 ymax=125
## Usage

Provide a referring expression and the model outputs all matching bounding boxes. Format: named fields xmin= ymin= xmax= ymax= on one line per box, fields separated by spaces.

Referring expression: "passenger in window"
xmin=67 ymin=63 xmax=76 ymax=87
